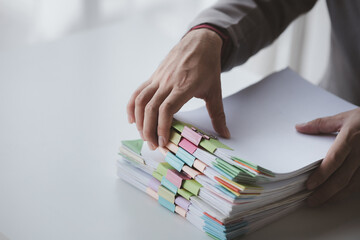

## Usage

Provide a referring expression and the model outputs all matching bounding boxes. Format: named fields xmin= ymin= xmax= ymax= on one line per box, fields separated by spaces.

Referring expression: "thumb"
xmin=205 ymin=88 xmax=230 ymax=138
xmin=295 ymin=115 xmax=343 ymax=134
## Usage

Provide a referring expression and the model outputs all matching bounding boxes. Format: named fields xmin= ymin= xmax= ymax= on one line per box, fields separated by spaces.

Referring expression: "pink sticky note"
xmin=181 ymin=126 xmax=202 ymax=146
xmin=179 ymin=138 xmax=197 ymax=154
xmin=166 ymin=169 xmax=190 ymax=188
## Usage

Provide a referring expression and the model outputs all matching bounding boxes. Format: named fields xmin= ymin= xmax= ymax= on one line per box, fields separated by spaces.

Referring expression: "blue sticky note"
xmin=158 ymin=196 xmax=176 ymax=213
xmin=161 ymin=176 xmax=178 ymax=194
xmin=176 ymin=147 xmax=196 ymax=167
xmin=165 ymin=152 xmax=184 ymax=172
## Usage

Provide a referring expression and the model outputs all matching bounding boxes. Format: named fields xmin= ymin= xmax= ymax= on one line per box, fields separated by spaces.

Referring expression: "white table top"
xmin=0 ymin=16 xmax=359 ymax=240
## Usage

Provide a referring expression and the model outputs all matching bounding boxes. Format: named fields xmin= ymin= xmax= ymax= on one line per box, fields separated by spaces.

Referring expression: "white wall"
xmin=0 ymin=0 xmax=330 ymax=83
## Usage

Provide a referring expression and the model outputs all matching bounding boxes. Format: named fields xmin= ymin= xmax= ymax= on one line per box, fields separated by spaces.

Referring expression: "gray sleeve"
xmin=189 ymin=0 xmax=317 ymax=71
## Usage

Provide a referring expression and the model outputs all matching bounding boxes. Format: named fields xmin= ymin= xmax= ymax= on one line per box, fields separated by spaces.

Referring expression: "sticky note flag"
xmin=175 ymin=196 xmax=191 ymax=210
xmin=181 ymin=126 xmax=202 ymax=146
xmin=193 ymin=159 xmax=207 ymax=172
xmin=161 ymin=176 xmax=178 ymax=194
xmin=165 ymin=152 xmax=184 ymax=172
xmin=148 ymin=177 xmax=161 ymax=192
xmin=152 ymin=171 xmax=163 ymax=182
xmin=121 ymin=139 xmax=144 ymax=155
xmin=176 ymin=147 xmax=196 ymax=167
xmin=146 ymin=187 xmax=158 ymax=200
xmin=157 ymin=185 xmax=176 ymax=203
xmin=175 ymin=206 xmax=187 ymax=217
xmin=169 ymin=130 xmax=182 ymax=145
xmin=166 ymin=169 xmax=190 ymax=188
xmin=182 ymin=179 xmax=202 ymax=196
xmin=179 ymin=138 xmax=197 ymax=154
xmin=182 ymin=165 xmax=200 ymax=179
xmin=158 ymin=196 xmax=176 ymax=213
xmin=156 ymin=162 xmax=175 ymax=176
xmin=177 ymin=188 xmax=194 ymax=200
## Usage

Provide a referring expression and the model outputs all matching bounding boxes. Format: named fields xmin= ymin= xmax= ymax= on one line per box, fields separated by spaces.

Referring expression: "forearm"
xmin=189 ymin=0 xmax=317 ymax=71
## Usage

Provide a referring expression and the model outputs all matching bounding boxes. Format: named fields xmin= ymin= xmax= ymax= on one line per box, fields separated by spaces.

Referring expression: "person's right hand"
xmin=127 ymin=28 xmax=231 ymax=150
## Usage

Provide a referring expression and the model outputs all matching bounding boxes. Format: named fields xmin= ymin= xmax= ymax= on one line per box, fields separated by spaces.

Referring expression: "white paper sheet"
xmin=175 ymin=68 xmax=357 ymax=174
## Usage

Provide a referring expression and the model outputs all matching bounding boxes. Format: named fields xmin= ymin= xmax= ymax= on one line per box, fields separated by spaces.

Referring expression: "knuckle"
xmin=159 ymin=101 xmax=173 ymax=115
xmin=145 ymin=103 xmax=157 ymax=115
xmin=135 ymin=94 xmax=147 ymax=107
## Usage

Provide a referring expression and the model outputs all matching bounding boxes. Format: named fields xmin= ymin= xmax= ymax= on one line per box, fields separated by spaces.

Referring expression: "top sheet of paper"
xmin=175 ymin=68 xmax=357 ymax=174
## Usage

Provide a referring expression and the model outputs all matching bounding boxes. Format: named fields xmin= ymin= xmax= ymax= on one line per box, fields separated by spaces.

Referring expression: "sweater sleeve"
xmin=189 ymin=0 xmax=317 ymax=71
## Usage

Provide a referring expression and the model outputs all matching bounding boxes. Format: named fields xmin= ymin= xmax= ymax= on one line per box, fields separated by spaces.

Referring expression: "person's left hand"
xmin=295 ymin=107 xmax=360 ymax=207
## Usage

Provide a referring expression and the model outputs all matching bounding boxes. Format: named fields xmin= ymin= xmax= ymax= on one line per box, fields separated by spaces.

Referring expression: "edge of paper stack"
xmin=117 ymin=119 xmax=312 ymax=239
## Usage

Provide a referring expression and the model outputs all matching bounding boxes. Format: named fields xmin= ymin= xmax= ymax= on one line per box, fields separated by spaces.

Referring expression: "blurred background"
xmin=0 ymin=0 xmax=330 ymax=83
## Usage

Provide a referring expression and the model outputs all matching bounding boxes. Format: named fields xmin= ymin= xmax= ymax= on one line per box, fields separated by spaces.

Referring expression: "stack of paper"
xmin=118 ymin=68 xmax=356 ymax=239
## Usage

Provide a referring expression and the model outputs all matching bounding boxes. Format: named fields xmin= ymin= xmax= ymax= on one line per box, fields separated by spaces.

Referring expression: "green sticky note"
xmin=157 ymin=185 xmax=175 ymax=203
xmin=182 ymin=179 xmax=202 ymax=196
xmin=177 ymin=188 xmax=193 ymax=200
xmin=152 ymin=171 xmax=163 ymax=181
xmin=156 ymin=162 xmax=174 ymax=176
xmin=121 ymin=139 xmax=144 ymax=155
xmin=209 ymin=138 xmax=232 ymax=150
xmin=172 ymin=119 xmax=186 ymax=132
xmin=169 ymin=130 xmax=182 ymax=145
xmin=215 ymin=158 xmax=241 ymax=176
xmin=200 ymin=140 xmax=217 ymax=153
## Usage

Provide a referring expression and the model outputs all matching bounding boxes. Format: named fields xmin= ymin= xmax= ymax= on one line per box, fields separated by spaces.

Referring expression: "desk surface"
xmin=0 ymin=16 xmax=359 ymax=240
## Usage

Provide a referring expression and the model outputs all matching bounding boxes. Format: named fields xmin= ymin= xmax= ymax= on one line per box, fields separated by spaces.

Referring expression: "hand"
xmin=127 ymin=29 xmax=231 ymax=150
xmin=296 ymin=108 xmax=360 ymax=207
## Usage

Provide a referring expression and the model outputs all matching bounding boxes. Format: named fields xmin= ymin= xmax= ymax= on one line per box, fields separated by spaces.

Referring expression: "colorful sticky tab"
xmin=181 ymin=126 xmax=202 ymax=146
xmin=166 ymin=142 xmax=179 ymax=154
xmin=177 ymin=188 xmax=194 ymax=200
xmin=193 ymin=159 xmax=207 ymax=172
xmin=176 ymin=147 xmax=196 ymax=167
xmin=165 ymin=152 xmax=184 ymax=172
xmin=175 ymin=206 xmax=187 ymax=217
xmin=172 ymin=119 xmax=186 ymax=132
xmin=161 ymin=176 xmax=178 ymax=194
xmin=182 ymin=165 xmax=200 ymax=179
xmin=158 ymin=196 xmax=176 ymax=212
xmin=179 ymin=138 xmax=197 ymax=154
xmin=166 ymin=169 xmax=190 ymax=188
xmin=175 ymin=196 xmax=191 ymax=210
xmin=121 ymin=139 xmax=144 ymax=155
xmin=157 ymin=185 xmax=176 ymax=203
xmin=152 ymin=171 xmax=163 ymax=181
xmin=146 ymin=187 xmax=158 ymax=200
xmin=169 ymin=130 xmax=182 ymax=145
xmin=182 ymin=179 xmax=202 ymax=196
xmin=148 ymin=177 xmax=161 ymax=192
xmin=156 ymin=162 xmax=174 ymax=176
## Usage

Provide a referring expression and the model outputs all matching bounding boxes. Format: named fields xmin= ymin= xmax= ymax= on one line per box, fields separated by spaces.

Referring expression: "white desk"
xmin=0 ymin=16 xmax=359 ymax=240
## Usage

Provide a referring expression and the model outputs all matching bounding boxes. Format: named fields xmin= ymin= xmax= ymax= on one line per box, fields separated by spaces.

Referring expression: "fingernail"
xmin=307 ymin=180 xmax=318 ymax=190
xmin=147 ymin=141 xmax=156 ymax=151
xmin=224 ymin=126 xmax=231 ymax=138
xmin=158 ymin=136 xmax=166 ymax=147
xmin=296 ymin=123 xmax=306 ymax=128
xmin=139 ymin=131 xmax=144 ymax=139
xmin=128 ymin=115 xmax=134 ymax=124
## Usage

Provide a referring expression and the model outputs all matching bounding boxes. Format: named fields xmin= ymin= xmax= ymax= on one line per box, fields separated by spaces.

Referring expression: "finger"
xmin=205 ymin=85 xmax=230 ymax=138
xmin=307 ymin=154 xmax=360 ymax=207
xmin=328 ymin=167 xmax=360 ymax=203
xmin=127 ymin=80 xmax=151 ymax=124
xmin=295 ymin=115 xmax=343 ymax=134
xmin=134 ymin=84 xmax=158 ymax=139
xmin=143 ymin=87 xmax=171 ymax=150
xmin=157 ymin=89 xmax=193 ymax=148
xmin=306 ymin=129 xmax=351 ymax=190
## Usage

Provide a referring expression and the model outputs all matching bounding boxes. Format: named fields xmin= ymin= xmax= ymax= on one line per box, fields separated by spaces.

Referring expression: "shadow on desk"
xmin=242 ymin=192 xmax=360 ymax=240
